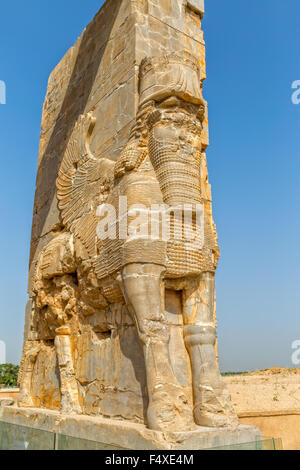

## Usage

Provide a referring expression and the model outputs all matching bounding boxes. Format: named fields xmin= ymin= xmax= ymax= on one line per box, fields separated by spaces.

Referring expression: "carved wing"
xmin=57 ymin=113 xmax=111 ymax=259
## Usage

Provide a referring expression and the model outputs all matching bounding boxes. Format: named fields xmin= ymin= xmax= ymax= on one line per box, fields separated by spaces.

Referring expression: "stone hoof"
xmin=194 ymin=403 xmax=239 ymax=428
xmin=17 ymin=394 xmax=34 ymax=408
xmin=147 ymin=386 xmax=193 ymax=432
xmin=0 ymin=398 xmax=15 ymax=407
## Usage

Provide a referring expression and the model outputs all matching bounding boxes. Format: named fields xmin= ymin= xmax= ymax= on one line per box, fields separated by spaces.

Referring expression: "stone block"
xmin=187 ymin=0 xmax=205 ymax=17
xmin=0 ymin=407 xmax=262 ymax=450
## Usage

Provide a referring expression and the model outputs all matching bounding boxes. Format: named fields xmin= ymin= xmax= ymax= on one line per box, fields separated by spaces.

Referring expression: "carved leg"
xmin=183 ymin=273 xmax=238 ymax=428
xmin=18 ymin=341 xmax=40 ymax=407
xmin=119 ymin=263 xmax=193 ymax=432
xmin=55 ymin=329 xmax=81 ymax=414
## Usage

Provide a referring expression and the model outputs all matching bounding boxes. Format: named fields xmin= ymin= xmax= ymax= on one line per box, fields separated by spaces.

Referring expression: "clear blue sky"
xmin=0 ymin=0 xmax=299 ymax=371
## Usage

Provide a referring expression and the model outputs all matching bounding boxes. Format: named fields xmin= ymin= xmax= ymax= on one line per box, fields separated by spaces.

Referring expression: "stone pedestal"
xmin=0 ymin=406 xmax=262 ymax=450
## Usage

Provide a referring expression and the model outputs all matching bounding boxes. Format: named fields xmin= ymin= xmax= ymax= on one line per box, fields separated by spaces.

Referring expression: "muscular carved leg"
xmin=119 ymin=263 xmax=193 ymax=432
xmin=183 ymin=273 xmax=238 ymax=427
xmin=55 ymin=329 xmax=81 ymax=415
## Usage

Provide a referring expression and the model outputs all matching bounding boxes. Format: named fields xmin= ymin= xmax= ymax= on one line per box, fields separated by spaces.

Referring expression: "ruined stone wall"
xmin=29 ymin=0 xmax=208 ymax=292
xmin=29 ymin=0 xmax=138 ymax=289
xmin=19 ymin=0 xmax=223 ymax=426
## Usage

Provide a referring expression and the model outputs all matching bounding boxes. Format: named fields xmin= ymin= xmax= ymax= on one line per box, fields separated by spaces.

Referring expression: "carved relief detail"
xmin=19 ymin=50 xmax=238 ymax=431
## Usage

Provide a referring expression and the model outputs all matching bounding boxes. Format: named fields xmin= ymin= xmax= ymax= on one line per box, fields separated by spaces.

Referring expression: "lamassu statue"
xmin=19 ymin=51 xmax=238 ymax=432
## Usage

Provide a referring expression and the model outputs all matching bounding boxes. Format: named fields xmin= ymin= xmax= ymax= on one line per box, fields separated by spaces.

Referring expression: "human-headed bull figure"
xmin=19 ymin=51 xmax=238 ymax=431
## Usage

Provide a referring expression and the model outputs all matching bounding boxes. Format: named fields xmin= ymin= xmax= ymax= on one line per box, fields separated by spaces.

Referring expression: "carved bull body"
xmin=19 ymin=51 xmax=237 ymax=431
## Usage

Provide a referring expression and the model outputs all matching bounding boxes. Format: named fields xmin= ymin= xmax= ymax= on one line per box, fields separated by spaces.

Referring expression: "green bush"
xmin=0 ymin=364 xmax=19 ymax=387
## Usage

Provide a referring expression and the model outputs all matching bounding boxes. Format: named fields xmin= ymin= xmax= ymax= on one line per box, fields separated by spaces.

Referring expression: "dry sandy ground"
xmin=225 ymin=368 xmax=300 ymax=414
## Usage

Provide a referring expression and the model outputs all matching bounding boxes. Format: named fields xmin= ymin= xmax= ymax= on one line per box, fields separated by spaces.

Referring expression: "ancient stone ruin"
xmin=12 ymin=0 xmax=261 ymax=448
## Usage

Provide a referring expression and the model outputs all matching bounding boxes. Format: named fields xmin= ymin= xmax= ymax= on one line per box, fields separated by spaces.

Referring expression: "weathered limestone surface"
xmin=0 ymin=400 xmax=14 ymax=407
xmin=17 ymin=0 xmax=257 ymax=444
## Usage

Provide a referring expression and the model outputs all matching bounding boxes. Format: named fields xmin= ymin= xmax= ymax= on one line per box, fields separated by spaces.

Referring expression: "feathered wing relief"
xmin=57 ymin=113 xmax=113 ymax=261
xmin=56 ymin=111 xmax=151 ymax=283
xmin=56 ymin=53 xmax=220 ymax=281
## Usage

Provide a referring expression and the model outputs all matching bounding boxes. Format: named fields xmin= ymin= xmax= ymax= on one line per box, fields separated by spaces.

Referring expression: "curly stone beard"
xmin=147 ymin=102 xmax=204 ymax=208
